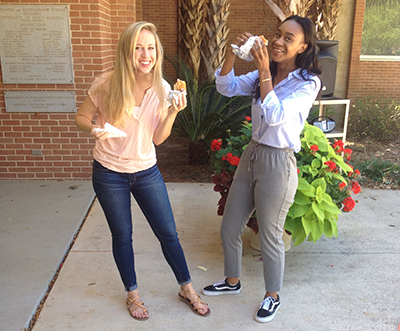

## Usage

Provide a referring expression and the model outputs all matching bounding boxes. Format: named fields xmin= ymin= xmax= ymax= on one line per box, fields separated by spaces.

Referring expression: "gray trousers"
xmin=221 ymin=141 xmax=298 ymax=292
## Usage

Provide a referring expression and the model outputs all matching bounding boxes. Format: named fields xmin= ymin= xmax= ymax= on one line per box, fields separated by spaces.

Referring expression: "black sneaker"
xmin=255 ymin=295 xmax=281 ymax=323
xmin=202 ymin=278 xmax=241 ymax=296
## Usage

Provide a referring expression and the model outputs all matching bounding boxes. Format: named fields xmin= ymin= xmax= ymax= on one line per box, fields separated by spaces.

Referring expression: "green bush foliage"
xmin=348 ymin=97 xmax=400 ymax=142
xmin=361 ymin=0 xmax=400 ymax=55
xmin=351 ymin=157 xmax=400 ymax=188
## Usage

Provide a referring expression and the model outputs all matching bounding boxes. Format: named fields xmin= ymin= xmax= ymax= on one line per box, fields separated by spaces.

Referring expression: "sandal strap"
xmin=180 ymin=290 xmax=207 ymax=309
xmin=127 ymin=295 xmax=148 ymax=314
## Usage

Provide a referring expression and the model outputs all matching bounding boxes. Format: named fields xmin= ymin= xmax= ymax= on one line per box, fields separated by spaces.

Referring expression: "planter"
xmin=247 ymin=228 xmax=293 ymax=252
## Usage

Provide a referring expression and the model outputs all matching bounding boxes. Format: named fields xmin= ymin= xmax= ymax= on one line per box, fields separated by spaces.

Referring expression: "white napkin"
xmin=231 ymin=36 xmax=268 ymax=62
xmin=93 ymin=122 xmax=127 ymax=138
xmin=166 ymin=90 xmax=187 ymax=107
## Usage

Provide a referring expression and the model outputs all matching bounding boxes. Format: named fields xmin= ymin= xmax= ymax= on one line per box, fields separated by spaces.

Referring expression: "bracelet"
xmin=258 ymin=77 xmax=271 ymax=86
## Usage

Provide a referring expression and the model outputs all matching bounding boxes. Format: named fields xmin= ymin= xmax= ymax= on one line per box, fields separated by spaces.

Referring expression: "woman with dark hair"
xmin=202 ymin=15 xmax=321 ymax=323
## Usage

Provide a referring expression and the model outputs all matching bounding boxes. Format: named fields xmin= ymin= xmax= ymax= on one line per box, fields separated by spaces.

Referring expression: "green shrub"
xmin=351 ymin=157 xmax=400 ymax=187
xmin=348 ymin=97 xmax=400 ymax=141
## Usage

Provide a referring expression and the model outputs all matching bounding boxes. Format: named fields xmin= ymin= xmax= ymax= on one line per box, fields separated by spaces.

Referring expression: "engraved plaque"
xmin=4 ymin=91 xmax=76 ymax=113
xmin=0 ymin=5 xmax=74 ymax=84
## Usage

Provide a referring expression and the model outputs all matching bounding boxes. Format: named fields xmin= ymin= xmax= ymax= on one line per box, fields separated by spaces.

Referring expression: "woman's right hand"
xmin=91 ymin=126 xmax=110 ymax=140
xmin=234 ymin=32 xmax=254 ymax=47
xmin=220 ymin=32 xmax=254 ymax=76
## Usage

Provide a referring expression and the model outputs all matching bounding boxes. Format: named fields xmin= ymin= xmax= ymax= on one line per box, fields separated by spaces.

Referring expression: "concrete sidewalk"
xmin=0 ymin=180 xmax=95 ymax=331
xmin=29 ymin=183 xmax=399 ymax=331
xmin=1 ymin=181 xmax=399 ymax=330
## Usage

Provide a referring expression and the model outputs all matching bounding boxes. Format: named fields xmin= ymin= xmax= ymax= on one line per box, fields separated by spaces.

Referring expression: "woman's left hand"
xmin=169 ymin=91 xmax=187 ymax=115
xmin=251 ymin=39 xmax=270 ymax=71
xmin=154 ymin=90 xmax=187 ymax=145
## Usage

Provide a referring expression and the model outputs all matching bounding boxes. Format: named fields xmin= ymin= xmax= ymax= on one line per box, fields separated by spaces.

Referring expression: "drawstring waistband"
xmin=248 ymin=140 xmax=294 ymax=187
xmin=248 ymin=141 xmax=259 ymax=185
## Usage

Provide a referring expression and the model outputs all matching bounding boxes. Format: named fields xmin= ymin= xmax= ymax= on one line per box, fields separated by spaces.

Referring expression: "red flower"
xmin=339 ymin=182 xmax=346 ymax=189
xmin=297 ymin=168 xmax=300 ymax=174
xmin=211 ymin=139 xmax=222 ymax=152
xmin=351 ymin=181 xmax=361 ymax=194
xmin=245 ymin=116 xmax=251 ymax=121
xmin=343 ymin=148 xmax=353 ymax=160
xmin=310 ymin=144 xmax=319 ymax=152
xmin=324 ymin=161 xmax=337 ymax=171
xmin=333 ymin=140 xmax=344 ymax=153
xmin=230 ymin=156 xmax=240 ymax=166
xmin=222 ymin=153 xmax=231 ymax=161
xmin=222 ymin=153 xmax=240 ymax=166
xmin=344 ymin=148 xmax=352 ymax=155
xmin=355 ymin=169 xmax=360 ymax=175
xmin=342 ymin=197 xmax=356 ymax=212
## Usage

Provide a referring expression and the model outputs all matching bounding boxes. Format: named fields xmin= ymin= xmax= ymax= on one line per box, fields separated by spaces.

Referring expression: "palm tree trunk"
xmin=200 ymin=0 xmax=231 ymax=83
xmin=178 ymin=0 xmax=206 ymax=81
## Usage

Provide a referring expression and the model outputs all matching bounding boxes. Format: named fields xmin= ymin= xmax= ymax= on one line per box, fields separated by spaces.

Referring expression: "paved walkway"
xmin=0 ymin=180 xmax=95 ymax=331
xmin=1 ymin=182 xmax=399 ymax=330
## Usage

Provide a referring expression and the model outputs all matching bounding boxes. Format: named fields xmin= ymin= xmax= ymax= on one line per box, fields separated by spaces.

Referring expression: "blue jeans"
xmin=92 ymin=160 xmax=191 ymax=291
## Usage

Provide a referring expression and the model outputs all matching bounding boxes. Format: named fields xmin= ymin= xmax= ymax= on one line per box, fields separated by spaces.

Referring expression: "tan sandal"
xmin=179 ymin=290 xmax=210 ymax=317
xmin=127 ymin=295 xmax=149 ymax=321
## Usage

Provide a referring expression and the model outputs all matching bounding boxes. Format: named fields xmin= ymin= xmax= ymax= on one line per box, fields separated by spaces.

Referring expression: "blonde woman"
xmin=76 ymin=21 xmax=210 ymax=320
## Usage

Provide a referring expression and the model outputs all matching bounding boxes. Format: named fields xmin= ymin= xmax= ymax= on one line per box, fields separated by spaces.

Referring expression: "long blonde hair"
xmin=98 ymin=22 xmax=166 ymax=127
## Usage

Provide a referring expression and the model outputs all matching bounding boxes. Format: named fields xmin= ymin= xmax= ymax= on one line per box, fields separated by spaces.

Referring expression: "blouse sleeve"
xmin=261 ymin=77 xmax=320 ymax=126
xmin=87 ymin=75 xmax=108 ymax=108
xmin=215 ymin=68 xmax=259 ymax=97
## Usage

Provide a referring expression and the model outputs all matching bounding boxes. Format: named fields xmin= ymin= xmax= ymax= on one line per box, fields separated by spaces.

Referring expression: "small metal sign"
xmin=4 ymin=91 xmax=76 ymax=113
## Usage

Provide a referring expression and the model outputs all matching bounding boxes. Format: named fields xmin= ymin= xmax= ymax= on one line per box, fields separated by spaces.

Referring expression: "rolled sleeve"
xmin=261 ymin=79 xmax=320 ymax=126
xmin=215 ymin=68 xmax=257 ymax=97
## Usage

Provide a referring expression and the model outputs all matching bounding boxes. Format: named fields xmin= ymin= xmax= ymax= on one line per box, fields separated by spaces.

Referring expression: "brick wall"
xmin=0 ymin=0 xmax=136 ymax=179
xmin=2 ymin=0 xmax=398 ymax=180
xmin=347 ymin=0 xmax=400 ymax=101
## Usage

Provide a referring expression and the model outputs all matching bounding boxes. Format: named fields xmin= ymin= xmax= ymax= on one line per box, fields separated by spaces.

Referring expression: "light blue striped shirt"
xmin=215 ymin=68 xmax=321 ymax=152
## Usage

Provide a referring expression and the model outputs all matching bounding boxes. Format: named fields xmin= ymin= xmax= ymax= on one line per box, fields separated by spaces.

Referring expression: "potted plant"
xmin=211 ymin=118 xmax=361 ymax=248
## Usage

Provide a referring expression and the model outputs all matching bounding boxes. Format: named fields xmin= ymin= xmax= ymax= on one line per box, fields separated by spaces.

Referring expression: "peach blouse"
xmin=88 ymin=74 xmax=171 ymax=173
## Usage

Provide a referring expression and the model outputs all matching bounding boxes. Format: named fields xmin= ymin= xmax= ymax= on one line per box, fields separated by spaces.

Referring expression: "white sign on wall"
xmin=4 ymin=91 xmax=76 ymax=113
xmin=0 ymin=5 xmax=74 ymax=84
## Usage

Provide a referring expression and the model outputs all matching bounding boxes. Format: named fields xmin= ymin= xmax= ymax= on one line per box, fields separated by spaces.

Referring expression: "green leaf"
xmin=332 ymin=218 xmax=338 ymax=237
xmin=311 ymin=201 xmax=325 ymax=222
xmin=321 ymin=198 xmax=341 ymax=215
xmin=293 ymin=191 xmax=311 ymax=205
xmin=323 ymin=218 xmax=338 ymax=238
xmin=311 ymin=158 xmax=321 ymax=169
xmin=301 ymin=214 xmax=313 ymax=236
xmin=297 ymin=178 xmax=316 ymax=197
xmin=290 ymin=203 xmax=311 ymax=219
xmin=323 ymin=219 xmax=333 ymax=237
xmin=292 ymin=227 xmax=307 ymax=246
xmin=315 ymin=186 xmax=324 ymax=204
xmin=309 ymin=220 xmax=324 ymax=242
xmin=311 ymin=178 xmax=327 ymax=192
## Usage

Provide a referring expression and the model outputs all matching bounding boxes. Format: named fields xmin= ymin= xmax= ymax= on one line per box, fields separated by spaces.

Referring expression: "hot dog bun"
xmin=259 ymin=35 xmax=268 ymax=45
xmin=174 ymin=79 xmax=186 ymax=92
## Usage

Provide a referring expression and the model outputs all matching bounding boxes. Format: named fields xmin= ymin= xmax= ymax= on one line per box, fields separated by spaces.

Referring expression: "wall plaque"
xmin=4 ymin=91 xmax=76 ymax=113
xmin=0 ymin=5 xmax=74 ymax=84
